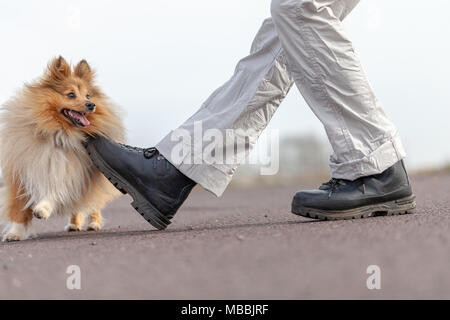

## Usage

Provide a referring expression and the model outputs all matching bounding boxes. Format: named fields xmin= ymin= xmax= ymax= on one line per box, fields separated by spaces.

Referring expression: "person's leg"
xmin=86 ymin=18 xmax=295 ymax=229
xmin=157 ymin=18 xmax=294 ymax=197
xmin=270 ymin=0 xmax=405 ymax=180
xmin=267 ymin=0 xmax=415 ymax=219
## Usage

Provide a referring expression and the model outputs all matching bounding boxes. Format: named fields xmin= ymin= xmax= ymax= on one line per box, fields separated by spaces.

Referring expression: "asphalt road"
xmin=0 ymin=173 xmax=449 ymax=299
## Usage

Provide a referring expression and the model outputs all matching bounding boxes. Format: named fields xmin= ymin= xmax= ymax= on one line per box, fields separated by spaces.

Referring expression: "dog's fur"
xmin=0 ymin=57 xmax=125 ymax=241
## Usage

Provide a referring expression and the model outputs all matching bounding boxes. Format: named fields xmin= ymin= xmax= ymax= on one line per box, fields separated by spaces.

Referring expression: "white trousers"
xmin=157 ymin=0 xmax=406 ymax=197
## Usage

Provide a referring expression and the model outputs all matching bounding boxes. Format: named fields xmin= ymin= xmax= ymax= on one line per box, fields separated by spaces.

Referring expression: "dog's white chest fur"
xmin=19 ymin=132 xmax=95 ymax=215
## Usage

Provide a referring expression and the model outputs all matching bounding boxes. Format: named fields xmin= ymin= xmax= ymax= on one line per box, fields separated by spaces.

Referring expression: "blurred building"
xmin=233 ymin=134 xmax=332 ymax=187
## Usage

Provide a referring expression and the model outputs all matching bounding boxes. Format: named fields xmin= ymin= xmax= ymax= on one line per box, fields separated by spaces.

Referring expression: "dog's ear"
xmin=47 ymin=56 xmax=71 ymax=81
xmin=74 ymin=60 xmax=94 ymax=82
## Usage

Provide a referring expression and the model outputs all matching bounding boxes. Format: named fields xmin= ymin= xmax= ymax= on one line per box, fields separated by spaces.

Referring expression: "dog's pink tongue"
xmin=79 ymin=115 xmax=90 ymax=127
xmin=71 ymin=111 xmax=90 ymax=126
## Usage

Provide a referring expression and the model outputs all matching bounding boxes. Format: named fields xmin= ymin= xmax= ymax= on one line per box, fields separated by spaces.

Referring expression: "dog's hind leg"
xmin=64 ymin=212 xmax=84 ymax=232
xmin=3 ymin=178 xmax=33 ymax=242
xmin=87 ymin=211 xmax=102 ymax=231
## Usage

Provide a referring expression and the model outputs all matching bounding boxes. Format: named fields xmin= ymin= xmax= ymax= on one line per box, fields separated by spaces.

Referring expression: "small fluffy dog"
xmin=0 ymin=57 xmax=125 ymax=241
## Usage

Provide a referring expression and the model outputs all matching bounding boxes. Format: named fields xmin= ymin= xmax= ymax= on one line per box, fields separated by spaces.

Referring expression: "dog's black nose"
xmin=86 ymin=101 xmax=96 ymax=111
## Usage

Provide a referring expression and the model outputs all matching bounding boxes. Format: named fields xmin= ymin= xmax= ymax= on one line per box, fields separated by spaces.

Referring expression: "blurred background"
xmin=0 ymin=0 xmax=449 ymax=186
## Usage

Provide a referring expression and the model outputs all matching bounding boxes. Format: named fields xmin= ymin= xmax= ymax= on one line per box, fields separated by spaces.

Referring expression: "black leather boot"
xmin=292 ymin=160 xmax=416 ymax=220
xmin=86 ymin=136 xmax=196 ymax=230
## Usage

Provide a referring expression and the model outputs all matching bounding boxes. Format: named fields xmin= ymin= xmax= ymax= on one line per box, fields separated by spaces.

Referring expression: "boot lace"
xmin=325 ymin=179 xmax=342 ymax=198
xmin=322 ymin=178 xmax=366 ymax=198
xmin=118 ymin=143 xmax=158 ymax=159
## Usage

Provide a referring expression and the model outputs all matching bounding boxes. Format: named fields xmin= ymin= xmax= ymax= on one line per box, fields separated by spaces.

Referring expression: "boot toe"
xmin=293 ymin=189 xmax=328 ymax=209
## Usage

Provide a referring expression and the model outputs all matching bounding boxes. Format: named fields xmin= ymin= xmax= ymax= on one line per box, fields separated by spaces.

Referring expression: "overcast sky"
xmin=0 ymin=0 xmax=449 ymax=170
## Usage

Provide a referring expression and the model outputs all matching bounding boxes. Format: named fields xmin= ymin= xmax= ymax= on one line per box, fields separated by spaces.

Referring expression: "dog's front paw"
xmin=87 ymin=221 xmax=102 ymax=231
xmin=33 ymin=201 xmax=53 ymax=220
xmin=3 ymin=232 xmax=23 ymax=242
xmin=64 ymin=223 xmax=82 ymax=232
xmin=2 ymin=223 xmax=28 ymax=242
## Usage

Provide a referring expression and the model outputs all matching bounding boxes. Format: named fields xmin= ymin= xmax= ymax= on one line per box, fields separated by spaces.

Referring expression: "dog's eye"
xmin=86 ymin=94 xmax=90 ymax=100
xmin=67 ymin=93 xmax=76 ymax=99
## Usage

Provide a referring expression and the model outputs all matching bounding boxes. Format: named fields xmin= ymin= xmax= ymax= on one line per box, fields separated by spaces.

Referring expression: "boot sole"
xmin=292 ymin=195 xmax=416 ymax=221
xmin=87 ymin=145 xmax=171 ymax=230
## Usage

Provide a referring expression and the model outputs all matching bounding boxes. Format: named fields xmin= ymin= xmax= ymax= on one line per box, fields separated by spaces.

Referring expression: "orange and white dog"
xmin=0 ymin=57 xmax=125 ymax=241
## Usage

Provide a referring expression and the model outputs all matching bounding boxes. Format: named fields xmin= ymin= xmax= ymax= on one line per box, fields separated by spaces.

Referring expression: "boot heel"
xmin=385 ymin=195 xmax=416 ymax=215
xmin=131 ymin=197 xmax=171 ymax=230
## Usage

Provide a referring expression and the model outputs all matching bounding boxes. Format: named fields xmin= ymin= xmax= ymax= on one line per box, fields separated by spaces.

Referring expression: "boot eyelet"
xmin=143 ymin=148 xmax=157 ymax=159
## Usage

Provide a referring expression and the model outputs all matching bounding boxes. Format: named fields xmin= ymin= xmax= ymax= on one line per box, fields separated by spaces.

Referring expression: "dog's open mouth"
xmin=62 ymin=109 xmax=90 ymax=128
